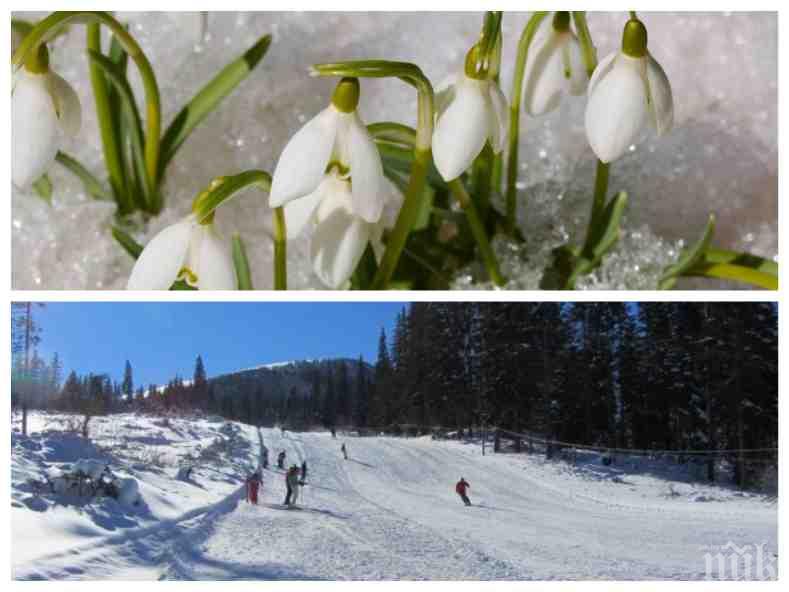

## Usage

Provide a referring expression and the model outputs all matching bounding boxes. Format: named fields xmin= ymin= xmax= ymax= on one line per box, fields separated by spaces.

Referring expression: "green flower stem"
xmin=13 ymin=11 xmax=162 ymax=191
xmin=571 ymin=12 xmax=612 ymax=257
xmin=448 ymin=179 xmax=506 ymax=286
xmin=572 ymin=12 xmax=597 ymax=78
xmin=86 ymin=24 xmax=129 ymax=211
xmin=471 ymin=11 xmax=503 ymax=79
xmin=581 ymin=160 xmax=610 ymax=255
xmin=312 ymin=60 xmax=435 ymax=288
xmin=273 ymin=207 xmax=287 ymax=290
xmin=191 ymin=170 xmax=271 ymax=223
xmin=505 ymin=11 xmax=549 ymax=234
xmin=375 ymin=148 xmax=432 ymax=289
xmin=188 ymin=170 xmax=285 ymax=290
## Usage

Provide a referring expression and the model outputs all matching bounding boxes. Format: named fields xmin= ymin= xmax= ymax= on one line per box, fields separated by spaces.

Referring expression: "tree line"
xmin=366 ymin=302 xmax=777 ymax=486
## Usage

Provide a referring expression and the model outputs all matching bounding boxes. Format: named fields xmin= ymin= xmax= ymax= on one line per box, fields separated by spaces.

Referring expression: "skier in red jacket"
xmin=246 ymin=471 xmax=262 ymax=505
xmin=455 ymin=477 xmax=471 ymax=506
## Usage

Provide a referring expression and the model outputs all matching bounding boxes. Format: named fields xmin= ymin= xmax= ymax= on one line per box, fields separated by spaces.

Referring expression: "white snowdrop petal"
xmin=487 ymin=83 xmax=509 ymax=153
xmin=283 ymin=184 xmax=324 ymax=239
xmin=523 ymin=32 xmax=565 ymax=116
xmin=585 ymin=55 xmax=649 ymax=163
xmin=310 ymin=196 xmax=371 ymax=289
xmin=269 ymin=106 xmax=339 ymax=207
xmin=587 ymin=51 xmax=617 ymax=97
xmin=645 ymin=53 xmax=674 ymax=136
xmin=432 ymin=78 xmax=490 ymax=181
xmin=196 ymin=225 xmax=237 ymax=290
xmin=127 ymin=219 xmax=193 ymax=290
xmin=435 ymin=73 xmax=458 ymax=116
xmin=348 ymin=113 xmax=386 ymax=223
xmin=567 ymin=35 xmax=588 ymax=96
xmin=12 ymin=72 xmax=60 ymax=187
xmin=47 ymin=71 xmax=82 ymax=137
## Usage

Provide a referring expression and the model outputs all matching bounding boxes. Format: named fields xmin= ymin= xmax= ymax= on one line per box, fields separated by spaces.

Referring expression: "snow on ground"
xmin=11 ymin=415 xmax=777 ymax=580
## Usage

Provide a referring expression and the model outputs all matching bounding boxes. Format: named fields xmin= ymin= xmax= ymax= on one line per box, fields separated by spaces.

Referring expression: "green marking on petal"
xmin=178 ymin=266 xmax=199 ymax=286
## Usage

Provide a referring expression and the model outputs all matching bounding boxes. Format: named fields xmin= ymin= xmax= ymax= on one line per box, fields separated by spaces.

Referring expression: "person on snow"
xmin=455 ymin=477 xmax=471 ymax=506
xmin=284 ymin=465 xmax=300 ymax=506
xmin=300 ymin=460 xmax=308 ymax=485
xmin=262 ymin=446 xmax=269 ymax=469
xmin=331 ymin=427 xmax=336 ymax=438
xmin=341 ymin=443 xmax=348 ymax=460
xmin=246 ymin=470 xmax=262 ymax=505
xmin=277 ymin=450 xmax=286 ymax=469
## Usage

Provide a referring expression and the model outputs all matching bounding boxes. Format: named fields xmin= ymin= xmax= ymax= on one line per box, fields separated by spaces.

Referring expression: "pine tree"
xmin=122 ymin=360 xmax=134 ymax=405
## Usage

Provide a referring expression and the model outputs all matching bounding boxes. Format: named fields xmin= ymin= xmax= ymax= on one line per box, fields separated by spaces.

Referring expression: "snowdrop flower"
xmin=522 ymin=12 xmax=587 ymax=116
xmin=432 ymin=57 xmax=509 ymax=181
xmin=269 ymin=77 xmax=388 ymax=289
xmin=12 ymin=48 xmax=81 ymax=188
xmin=585 ymin=18 xmax=674 ymax=163
xmin=127 ymin=215 xmax=235 ymax=290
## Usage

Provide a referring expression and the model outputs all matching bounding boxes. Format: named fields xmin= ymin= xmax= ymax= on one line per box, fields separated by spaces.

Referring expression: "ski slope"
xmin=13 ymin=423 xmax=777 ymax=580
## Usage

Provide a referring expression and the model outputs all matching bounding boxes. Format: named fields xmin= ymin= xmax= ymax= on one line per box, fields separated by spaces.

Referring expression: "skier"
xmin=284 ymin=465 xmax=300 ymax=506
xmin=341 ymin=443 xmax=348 ymax=460
xmin=455 ymin=477 xmax=471 ymax=506
xmin=277 ymin=450 xmax=286 ymax=469
xmin=262 ymin=446 xmax=269 ymax=469
xmin=300 ymin=460 xmax=308 ymax=485
xmin=331 ymin=427 xmax=336 ymax=438
xmin=246 ymin=470 xmax=261 ymax=505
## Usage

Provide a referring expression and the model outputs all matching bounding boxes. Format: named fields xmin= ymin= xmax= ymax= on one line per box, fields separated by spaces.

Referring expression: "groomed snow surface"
xmin=12 ymin=413 xmax=777 ymax=580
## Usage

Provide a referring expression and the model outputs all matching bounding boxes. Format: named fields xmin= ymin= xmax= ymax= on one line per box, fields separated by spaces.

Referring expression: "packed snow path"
xmin=16 ymin=428 xmax=777 ymax=580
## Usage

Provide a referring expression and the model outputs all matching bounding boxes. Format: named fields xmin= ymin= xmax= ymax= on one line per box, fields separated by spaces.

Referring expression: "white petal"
xmin=195 ymin=225 xmax=237 ymax=290
xmin=587 ymin=51 xmax=617 ymax=97
xmin=435 ymin=73 xmax=458 ymax=116
xmin=566 ymin=35 xmax=588 ymax=96
xmin=585 ymin=54 xmax=648 ymax=163
xmin=47 ymin=71 xmax=82 ymax=137
xmin=12 ymin=71 xmax=60 ymax=187
xmin=347 ymin=113 xmax=385 ymax=223
xmin=269 ymin=106 xmax=339 ymax=207
xmin=487 ymin=83 xmax=509 ymax=153
xmin=523 ymin=30 xmax=565 ymax=116
xmin=127 ymin=219 xmax=192 ymax=290
xmin=645 ymin=53 xmax=674 ymax=136
xmin=432 ymin=77 xmax=490 ymax=181
xmin=283 ymin=183 xmax=324 ymax=239
xmin=310 ymin=194 xmax=371 ymax=289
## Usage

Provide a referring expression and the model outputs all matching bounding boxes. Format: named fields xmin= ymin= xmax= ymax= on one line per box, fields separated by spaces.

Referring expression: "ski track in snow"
xmin=13 ymin=428 xmax=777 ymax=580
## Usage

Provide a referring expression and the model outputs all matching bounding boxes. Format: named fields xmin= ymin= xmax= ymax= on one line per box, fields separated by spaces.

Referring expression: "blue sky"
xmin=30 ymin=302 xmax=405 ymax=387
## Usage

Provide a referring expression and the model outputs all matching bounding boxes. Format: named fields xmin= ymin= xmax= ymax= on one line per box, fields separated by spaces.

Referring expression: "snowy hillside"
xmin=12 ymin=413 xmax=777 ymax=580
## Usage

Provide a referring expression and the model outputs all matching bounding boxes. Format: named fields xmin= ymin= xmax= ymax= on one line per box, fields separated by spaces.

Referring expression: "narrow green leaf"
xmin=55 ymin=151 xmax=110 ymax=200
xmin=159 ymin=34 xmax=272 ymax=174
xmin=87 ymin=49 xmax=152 ymax=210
xmin=232 ymin=234 xmax=254 ymax=290
xmin=87 ymin=23 xmax=130 ymax=213
xmin=658 ymin=214 xmax=716 ymax=290
xmin=112 ymin=226 xmax=143 ymax=260
xmin=32 ymin=174 xmax=53 ymax=203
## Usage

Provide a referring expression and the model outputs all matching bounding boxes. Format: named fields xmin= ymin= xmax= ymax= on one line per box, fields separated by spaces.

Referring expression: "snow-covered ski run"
xmin=13 ymin=421 xmax=777 ymax=580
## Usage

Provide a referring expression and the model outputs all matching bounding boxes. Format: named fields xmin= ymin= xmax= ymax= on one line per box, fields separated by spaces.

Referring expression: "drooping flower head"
xmin=269 ymin=77 xmax=390 ymax=288
xmin=432 ymin=43 xmax=509 ymax=182
xmin=12 ymin=45 xmax=81 ymax=187
xmin=585 ymin=17 xmax=674 ymax=163
xmin=127 ymin=184 xmax=236 ymax=291
xmin=522 ymin=11 xmax=587 ymax=116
